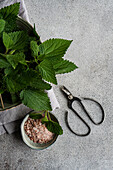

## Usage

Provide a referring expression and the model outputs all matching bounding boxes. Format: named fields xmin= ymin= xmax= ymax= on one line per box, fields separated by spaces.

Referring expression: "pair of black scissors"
xmin=61 ymin=86 xmax=105 ymax=137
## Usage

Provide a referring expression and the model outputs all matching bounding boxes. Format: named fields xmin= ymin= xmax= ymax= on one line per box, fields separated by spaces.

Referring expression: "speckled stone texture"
xmin=0 ymin=0 xmax=113 ymax=169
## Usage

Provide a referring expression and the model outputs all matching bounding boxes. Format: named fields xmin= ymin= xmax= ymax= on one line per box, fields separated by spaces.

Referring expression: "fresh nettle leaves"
xmin=6 ymin=52 xmax=27 ymax=69
xmin=0 ymin=2 xmax=20 ymax=18
xmin=0 ymin=3 xmax=20 ymax=32
xmin=53 ymin=58 xmax=78 ymax=74
xmin=42 ymin=112 xmax=63 ymax=135
xmin=0 ymin=3 xmax=78 ymax=135
xmin=39 ymin=38 xmax=73 ymax=59
xmin=30 ymin=40 xmax=39 ymax=57
xmin=29 ymin=112 xmax=43 ymax=119
xmin=38 ymin=59 xmax=57 ymax=84
xmin=3 ymin=31 xmax=28 ymax=52
xmin=0 ymin=19 xmax=5 ymax=33
xmin=20 ymin=89 xmax=52 ymax=111
xmin=29 ymin=111 xmax=63 ymax=135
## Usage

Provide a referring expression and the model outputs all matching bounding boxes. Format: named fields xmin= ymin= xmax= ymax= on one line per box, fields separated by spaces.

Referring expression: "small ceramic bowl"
xmin=21 ymin=112 xmax=58 ymax=150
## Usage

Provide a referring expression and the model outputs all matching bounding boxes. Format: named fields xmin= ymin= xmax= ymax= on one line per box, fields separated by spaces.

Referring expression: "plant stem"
xmin=48 ymin=112 xmax=51 ymax=121
xmin=0 ymin=94 xmax=4 ymax=109
xmin=9 ymin=50 xmax=16 ymax=55
xmin=35 ymin=58 xmax=38 ymax=64
xmin=26 ymin=60 xmax=31 ymax=63
xmin=5 ymin=48 xmax=8 ymax=54
xmin=45 ymin=110 xmax=47 ymax=117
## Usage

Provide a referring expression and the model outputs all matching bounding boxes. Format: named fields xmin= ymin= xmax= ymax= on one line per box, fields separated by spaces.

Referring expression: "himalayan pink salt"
xmin=24 ymin=117 xmax=54 ymax=144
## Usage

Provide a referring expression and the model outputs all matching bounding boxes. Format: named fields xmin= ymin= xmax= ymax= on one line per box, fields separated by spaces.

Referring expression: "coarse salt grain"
xmin=24 ymin=117 xmax=54 ymax=144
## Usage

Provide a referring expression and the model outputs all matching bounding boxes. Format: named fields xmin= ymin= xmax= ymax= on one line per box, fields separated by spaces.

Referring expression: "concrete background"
xmin=1 ymin=0 xmax=113 ymax=169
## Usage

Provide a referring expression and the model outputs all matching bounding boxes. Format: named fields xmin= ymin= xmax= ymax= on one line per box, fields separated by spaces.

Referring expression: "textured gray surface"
xmin=0 ymin=0 xmax=113 ymax=169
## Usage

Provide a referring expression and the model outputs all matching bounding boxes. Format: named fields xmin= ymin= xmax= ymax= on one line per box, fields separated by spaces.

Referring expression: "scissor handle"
xmin=66 ymin=100 xmax=91 ymax=137
xmin=79 ymin=97 xmax=105 ymax=125
xmin=66 ymin=97 xmax=105 ymax=136
xmin=65 ymin=111 xmax=91 ymax=137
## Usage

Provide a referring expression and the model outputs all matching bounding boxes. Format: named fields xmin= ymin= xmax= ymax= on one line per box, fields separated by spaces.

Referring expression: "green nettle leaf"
xmin=0 ymin=19 xmax=5 ymax=33
xmin=41 ymin=111 xmax=63 ymax=135
xmin=27 ymin=70 xmax=51 ymax=90
xmin=29 ymin=112 xmax=43 ymax=119
xmin=0 ymin=58 xmax=10 ymax=68
xmin=0 ymin=3 xmax=20 ymax=33
xmin=5 ymin=76 xmax=24 ymax=93
xmin=0 ymin=3 xmax=20 ymax=19
xmin=53 ymin=59 xmax=78 ymax=74
xmin=30 ymin=40 xmax=39 ymax=57
xmin=4 ymin=66 xmax=15 ymax=76
xmin=29 ymin=77 xmax=51 ymax=90
xmin=44 ymin=120 xmax=63 ymax=135
xmin=38 ymin=59 xmax=57 ymax=84
xmin=20 ymin=89 xmax=52 ymax=111
xmin=4 ymin=68 xmax=51 ymax=91
xmin=3 ymin=31 xmax=28 ymax=51
xmin=3 ymin=32 xmax=13 ymax=50
xmin=4 ymin=15 xmax=17 ymax=33
xmin=39 ymin=38 xmax=72 ymax=59
xmin=4 ymin=65 xmax=27 ymax=92
xmin=4 ymin=67 xmax=28 ymax=93
xmin=6 ymin=52 xmax=27 ymax=69
xmin=15 ymin=69 xmax=52 ymax=90
xmin=8 ymin=31 xmax=28 ymax=50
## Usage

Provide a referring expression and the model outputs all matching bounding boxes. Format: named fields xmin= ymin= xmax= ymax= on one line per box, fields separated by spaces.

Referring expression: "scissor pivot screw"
xmin=68 ymin=94 xmax=73 ymax=100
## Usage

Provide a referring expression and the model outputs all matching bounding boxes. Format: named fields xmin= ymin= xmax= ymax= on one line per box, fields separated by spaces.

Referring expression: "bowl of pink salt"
xmin=21 ymin=111 xmax=58 ymax=150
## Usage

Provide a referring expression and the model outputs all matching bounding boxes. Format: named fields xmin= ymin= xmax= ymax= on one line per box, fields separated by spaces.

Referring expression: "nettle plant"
xmin=0 ymin=3 xmax=77 ymax=135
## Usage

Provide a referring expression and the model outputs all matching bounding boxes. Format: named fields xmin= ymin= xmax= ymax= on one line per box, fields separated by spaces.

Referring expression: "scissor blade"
xmin=61 ymin=86 xmax=72 ymax=97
